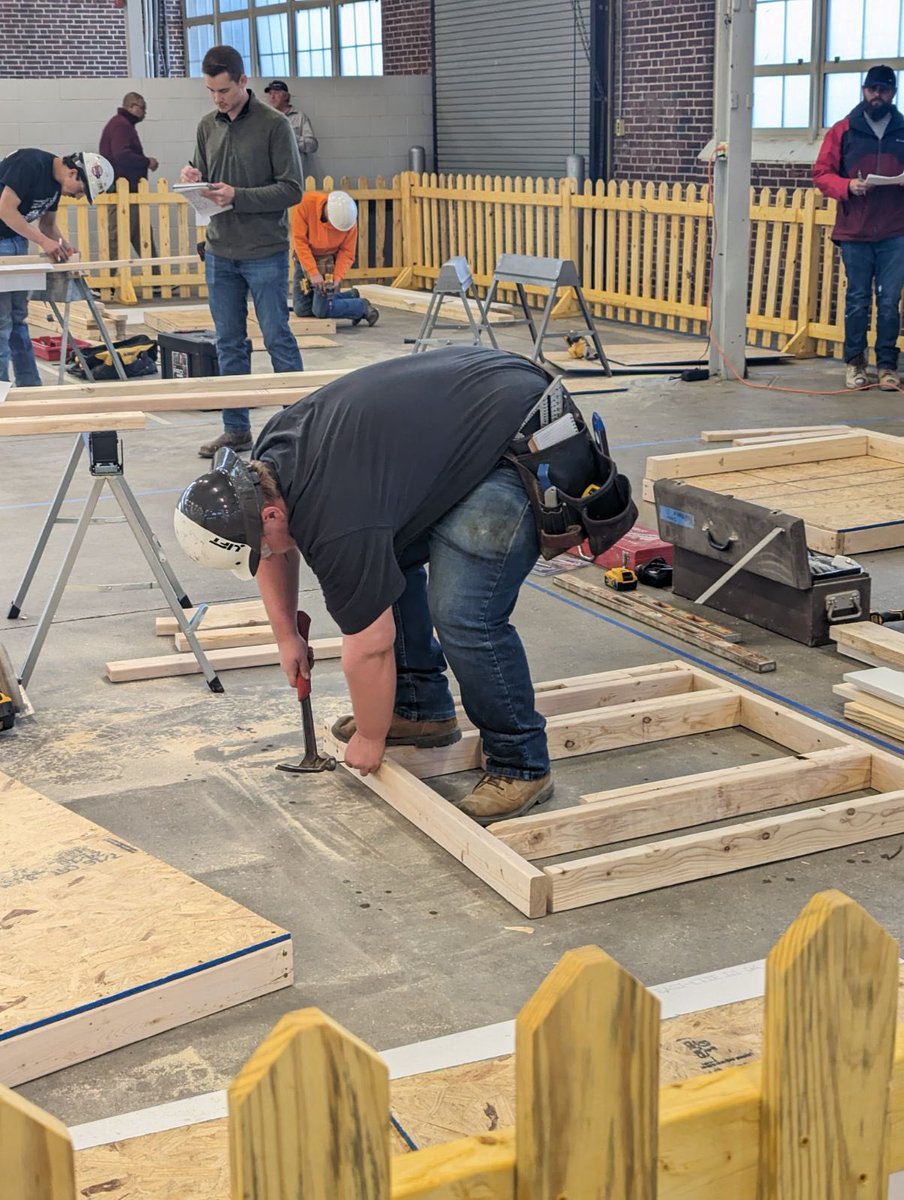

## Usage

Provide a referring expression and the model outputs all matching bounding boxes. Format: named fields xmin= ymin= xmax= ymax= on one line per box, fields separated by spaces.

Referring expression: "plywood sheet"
xmin=0 ymin=773 xmax=292 ymax=1086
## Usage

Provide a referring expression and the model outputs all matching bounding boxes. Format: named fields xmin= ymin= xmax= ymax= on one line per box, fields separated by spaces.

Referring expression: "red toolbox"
xmin=31 ymin=335 xmax=91 ymax=362
xmin=568 ymin=524 xmax=674 ymax=570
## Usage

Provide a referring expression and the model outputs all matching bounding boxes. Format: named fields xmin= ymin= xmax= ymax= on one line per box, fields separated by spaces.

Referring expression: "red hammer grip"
xmin=295 ymin=610 xmax=315 ymax=701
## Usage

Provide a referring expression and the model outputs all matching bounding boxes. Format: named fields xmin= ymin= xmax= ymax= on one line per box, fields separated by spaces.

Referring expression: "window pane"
xmin=865 ymin=0 xmax=901 ymax=58
xmin=221 ymin=17 xmax=251 ymax=65
xmin=339 ymin=0 xmax=382 ymax=77
xmin=753 ymin=76 xmax=784 ymax=126
xmin=784 ymin=74 xmax=810 ymax=124
xmin=784 ymin=0 xmax=811 ymax=61
xmin=824 ymin=71 xmax=862 ymax=124
xmin=185 ymin=0 xmax=213 ymax=17
xmin=826 ymin=0 xmax=864 ymax=60
xmin=187 ymin=23 xmax=216 ymax=76
xmin=256 ymin=12 xmax=290 ymax=76
xmin=219 ymin=0 xmax=246 ymax=11
xmin=296 ymin=6 xmax=332 ymax=76
xmin=755 ymin=3 xmax=785 ymax=64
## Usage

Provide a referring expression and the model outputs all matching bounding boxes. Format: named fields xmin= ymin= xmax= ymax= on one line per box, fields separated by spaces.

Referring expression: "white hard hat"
xmin=326 ymin=190 xmax=357 ymax=231
xmin=174 ymin=449 xmax=264 ymax=581
xmin=70 ymin=151 xmax=114 ymax=203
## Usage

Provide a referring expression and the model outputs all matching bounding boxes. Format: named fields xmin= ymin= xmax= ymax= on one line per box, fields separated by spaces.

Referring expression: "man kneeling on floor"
xmin=174 ymin=346 xmax=552 ymax=823
xmin=291 ymin=190 xmax=379 ymax=327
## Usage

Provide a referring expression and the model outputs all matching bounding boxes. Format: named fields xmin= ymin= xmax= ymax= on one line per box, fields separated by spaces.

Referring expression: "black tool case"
xmin=654 ymin=480 xmax=871 ymax=647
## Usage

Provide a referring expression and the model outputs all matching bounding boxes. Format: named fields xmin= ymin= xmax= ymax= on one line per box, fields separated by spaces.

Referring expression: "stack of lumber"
xmin=104 ymin=598 xmax=342 ymax=683
xmin=833 ymin=663 xmax=904 ymax=740
xmin=357 ymin=284 xmax=516 ymax=324
xmin=28 ymin=298 xmax=129 ymax=342
xmin=552 ymin=568 xmax=776 ymax=672
xmin=142 ymin=305 xmax=337 ymax=348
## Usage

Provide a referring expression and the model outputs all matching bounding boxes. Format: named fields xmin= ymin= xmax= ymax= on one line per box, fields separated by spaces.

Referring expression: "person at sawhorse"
xmin=291 ymin=190 xmax=379 ymax=326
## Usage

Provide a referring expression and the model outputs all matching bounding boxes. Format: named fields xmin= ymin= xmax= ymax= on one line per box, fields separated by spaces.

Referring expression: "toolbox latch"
xmin=825 ymin=590 xmax=863 ymax=624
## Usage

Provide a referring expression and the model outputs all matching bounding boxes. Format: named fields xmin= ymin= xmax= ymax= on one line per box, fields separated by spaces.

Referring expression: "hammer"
xmin=276 ymin=611 xmax=337 ymax=775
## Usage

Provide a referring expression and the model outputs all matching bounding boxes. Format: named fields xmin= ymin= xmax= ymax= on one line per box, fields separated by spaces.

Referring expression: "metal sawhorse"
xmin=33 ymin=268 xmax=128 ymax=384
xmin=409 ymin=257 xmax=499 ymax=353
xmin=477 ymin=253 xmax=612 ymax=373
xmin=7 ymin=428 xmax=223 ymax=693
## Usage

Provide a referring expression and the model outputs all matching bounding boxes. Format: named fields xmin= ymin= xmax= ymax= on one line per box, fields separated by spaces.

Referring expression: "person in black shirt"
xmin=0 ymin=148 xmax=113 ymax=386
xmin=174 ymin=347 xmax=555 ymax=824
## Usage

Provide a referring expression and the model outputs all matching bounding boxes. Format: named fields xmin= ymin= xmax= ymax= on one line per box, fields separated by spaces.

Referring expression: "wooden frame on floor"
xmin=643 ymin=431 xmax=904 ymax=554
xmin=323 ymin=660 xmax=904 ymax=917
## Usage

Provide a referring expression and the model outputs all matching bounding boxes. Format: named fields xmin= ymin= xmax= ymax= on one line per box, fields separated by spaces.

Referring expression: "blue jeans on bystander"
xmin=0 ymin=234 xmax=42 ymax=387
xmin=391 ymin=461 xmax=549 ymax=780
xmin=205 ymin=250 xmax=302 ymax=434
xmin=840 ymin=235 xmax=904 ymax=368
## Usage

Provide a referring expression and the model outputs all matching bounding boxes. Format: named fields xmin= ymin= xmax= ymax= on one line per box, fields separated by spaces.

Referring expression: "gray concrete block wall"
xmin=0 ymin=75 xmax=433 ymax=187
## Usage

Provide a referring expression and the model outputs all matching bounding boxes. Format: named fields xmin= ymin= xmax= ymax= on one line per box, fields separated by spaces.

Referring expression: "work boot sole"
xmin=460 ymin=778 xmax=554 ymax=827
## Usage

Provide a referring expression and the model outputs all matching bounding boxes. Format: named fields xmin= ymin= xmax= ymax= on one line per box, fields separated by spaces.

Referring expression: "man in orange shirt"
xmin=291 ymin=190 xmax=379 ymax=326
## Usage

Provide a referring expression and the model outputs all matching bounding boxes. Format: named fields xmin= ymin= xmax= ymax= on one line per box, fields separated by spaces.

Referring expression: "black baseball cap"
xmin=264 ymin=80 xmax=289 ymax=93
xmin=864 ymin=65 xmax=896 ymax=90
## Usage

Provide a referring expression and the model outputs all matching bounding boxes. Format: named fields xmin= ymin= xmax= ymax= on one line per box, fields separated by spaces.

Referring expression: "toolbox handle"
xmin=825 ymin=591 xmax=863 ymax=624
xmin=703 ymin=525 xmax=735 ymax=553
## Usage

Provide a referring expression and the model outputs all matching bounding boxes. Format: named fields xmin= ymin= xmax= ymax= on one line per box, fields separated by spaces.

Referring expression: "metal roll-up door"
xmin=434 ymin=0 xmax=591 ymax=176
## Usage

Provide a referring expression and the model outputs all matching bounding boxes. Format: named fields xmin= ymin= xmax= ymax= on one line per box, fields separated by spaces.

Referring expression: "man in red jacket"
xmin=99 ymin=93 xmax=159 ymax=258
xmin=814 ymin=65 xmax=904 ymax=391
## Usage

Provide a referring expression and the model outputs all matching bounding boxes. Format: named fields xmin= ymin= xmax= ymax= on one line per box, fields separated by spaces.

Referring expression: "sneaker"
xmin=845 ymin=358 xmax=869 ymax=389
xmin=879 ymin=367 xmax=901 ymax=391
xmin=331 ymin=713 xmax=461 ymax=748
xmin=198 ymin=430 xmax=253 ymax=459
xmin=455 ymin=772 xmax=554 ymax=826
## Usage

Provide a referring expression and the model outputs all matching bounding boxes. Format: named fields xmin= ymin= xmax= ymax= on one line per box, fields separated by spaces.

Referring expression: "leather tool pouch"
xmin=505 ymin=382 xmax=637 ymax=560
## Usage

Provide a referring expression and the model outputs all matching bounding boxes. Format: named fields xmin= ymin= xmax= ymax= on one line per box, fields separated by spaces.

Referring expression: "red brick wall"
xmin=382 ymin=0 xmax=433 ymax=74
xmin=611 ymin=0 xmax=714 ymax=183
xmin=1 ymin=0 xmax=128 ymax=75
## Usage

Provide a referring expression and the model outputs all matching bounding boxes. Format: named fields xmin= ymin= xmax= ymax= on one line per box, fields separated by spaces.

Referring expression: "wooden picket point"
xmin=759 ymin=891 xmax=899 ymax=1200
xmin=228 ymin=1009 xmax=390 ymax=1200
xmin=0 ymin=1083 xmax=75 ymax=1200
xmin=516 ymin=945 xmax=660 ymax=1199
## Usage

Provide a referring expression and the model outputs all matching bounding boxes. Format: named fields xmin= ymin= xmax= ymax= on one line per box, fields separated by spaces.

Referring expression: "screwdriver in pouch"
xmin=538 ymin=463 xmax=569 ymax=534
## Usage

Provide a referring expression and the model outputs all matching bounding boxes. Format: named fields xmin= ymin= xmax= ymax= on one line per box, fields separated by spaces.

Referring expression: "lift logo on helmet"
xmin=210 ymin=535 xmax=245 ymax=553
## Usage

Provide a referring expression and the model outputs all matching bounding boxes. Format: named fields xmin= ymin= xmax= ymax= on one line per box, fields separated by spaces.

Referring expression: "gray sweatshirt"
xmin=191 ymin=90 xmax=303 ymax=260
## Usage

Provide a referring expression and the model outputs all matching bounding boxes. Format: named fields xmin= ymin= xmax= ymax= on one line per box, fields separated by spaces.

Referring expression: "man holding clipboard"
xmin=181 ymin=44 xmax=303 ymax=458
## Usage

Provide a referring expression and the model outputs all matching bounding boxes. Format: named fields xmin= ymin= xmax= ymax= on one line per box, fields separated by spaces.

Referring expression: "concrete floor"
xmin=3 ymin=306 xmax=904 ymax=1127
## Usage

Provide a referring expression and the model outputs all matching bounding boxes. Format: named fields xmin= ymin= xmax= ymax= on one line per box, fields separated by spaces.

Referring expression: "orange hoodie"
xmin=291 ymin=191 xmax=357 ymax=282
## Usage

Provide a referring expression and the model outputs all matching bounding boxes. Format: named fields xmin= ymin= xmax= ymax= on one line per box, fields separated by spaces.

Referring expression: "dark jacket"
xmin=191 ymin=90 xmax=303 ymax=261
xmin=99 ymin=108 xmax=151 ymax=191
xmin=813 ymin=102 xmax=904 ymax=241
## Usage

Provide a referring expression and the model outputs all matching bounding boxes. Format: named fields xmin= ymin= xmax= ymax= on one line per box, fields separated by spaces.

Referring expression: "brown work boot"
xmin=331 ymin=713 xmax=461 ymax=748
xmin=198 ymin=430 xmax=253 ymax=459
xmin=879 ymin=367 xmax=901 ymax=391
xmin=456 ymin=773 xmax=553 ymax=826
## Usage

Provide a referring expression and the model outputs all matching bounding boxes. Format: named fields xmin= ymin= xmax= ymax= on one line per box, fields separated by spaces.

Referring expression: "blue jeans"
xmin=840 ymin=235 xmax=904 ymax=368
xmin=392 ymin=461 xmax=549 ymax=780
xmin=293 ymin=266 xmax=368 ymax=321
xmin=0 ymin=235 xmax=41 ymax=387
xmin=205 ymin=250 xmax=302 ymax=434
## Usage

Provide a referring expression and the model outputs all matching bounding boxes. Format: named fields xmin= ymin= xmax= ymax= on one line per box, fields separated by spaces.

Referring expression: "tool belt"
xmin=67 ymin=334 xmax=159 ymax=381
xmin=505 ymin=378 xmax=637 ymax=560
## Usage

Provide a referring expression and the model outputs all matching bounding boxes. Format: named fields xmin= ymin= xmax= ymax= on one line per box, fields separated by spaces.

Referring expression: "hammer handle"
xmin=295 ymin=610 xmax=315 ymax=701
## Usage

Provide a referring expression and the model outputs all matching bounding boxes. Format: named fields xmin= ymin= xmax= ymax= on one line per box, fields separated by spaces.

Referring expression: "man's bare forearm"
xmin=255 ymin=548 xmax=300 ymax=641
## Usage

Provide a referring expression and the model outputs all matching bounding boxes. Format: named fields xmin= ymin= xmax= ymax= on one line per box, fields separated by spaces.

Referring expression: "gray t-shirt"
xmin=253 ymin=346 xmax=549 ymax=633
xmin=865 ymin=112 xmax=893 ymax=140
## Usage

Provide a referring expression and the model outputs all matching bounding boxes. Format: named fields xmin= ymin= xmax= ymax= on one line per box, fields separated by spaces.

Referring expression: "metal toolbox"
xmin=654 ymin=480 xmax=871 ymax=647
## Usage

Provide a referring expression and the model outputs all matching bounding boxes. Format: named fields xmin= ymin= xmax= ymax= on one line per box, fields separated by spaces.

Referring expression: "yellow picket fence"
xmin=58 ymin=172 xmax=851 ymax=355
xmin=4 ymin=890 xmax=903 ymax=1199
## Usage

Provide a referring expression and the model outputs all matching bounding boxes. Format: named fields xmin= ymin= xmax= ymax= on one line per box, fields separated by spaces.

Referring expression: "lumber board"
xmin=324 ymin=741 xmax=550 ymax=918
xmin=0 ymin=772 xmax=291 ymax=1085
xmin=174 ymin=626 xmax=341 ymax=655
xmin=357 ymin=284 xmax=516 ymax=323
xmin=554 ymin=570 xmax=742 ymax=640
xmin=553 ymin=573 xmax=776 ymax=672
xmin=544 ymin=791 xmax=904 ymax=911
xmin=730 ymin=429 xmax=857 ymax=446
xmin=105 ymin=636 xmax=342 ymax=682
xmin=488 ymin=746 xmax=872 ymax=858
xmin=0 ymin=411 xmax=145 ymax=436
xmin=843 ymin=701 xmax=904 ymax=741
xmin=155 ymin=598 xmax=269 ymax=635
xmin=701 ymin=424 xmax=852 ymax=443
xmin=833 ymin=683 xmax=904 ymax=727
xmin=387 ymin=691 xmax=742 ymax=780
xmin=0 ymin=254 xmax=198 ymax=275
xmin=141 ymin=306 xmax=335 ymax=338
xmin=830 ymin=622 xmax=904 ymax=670
xmin=644 ymin=434 xmax=867 ymax=482
xmin=843 ymin=667 xmax=904 ymax=708
xmin=7 ymin=367 xmax=344 ymax=401
xmin=0 ymin=390 xmax=316 ymax=420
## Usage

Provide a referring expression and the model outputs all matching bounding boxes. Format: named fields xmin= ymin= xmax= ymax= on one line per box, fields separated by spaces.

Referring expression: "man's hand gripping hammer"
xmin=276 ymin=611 xmax=337 ymax=774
